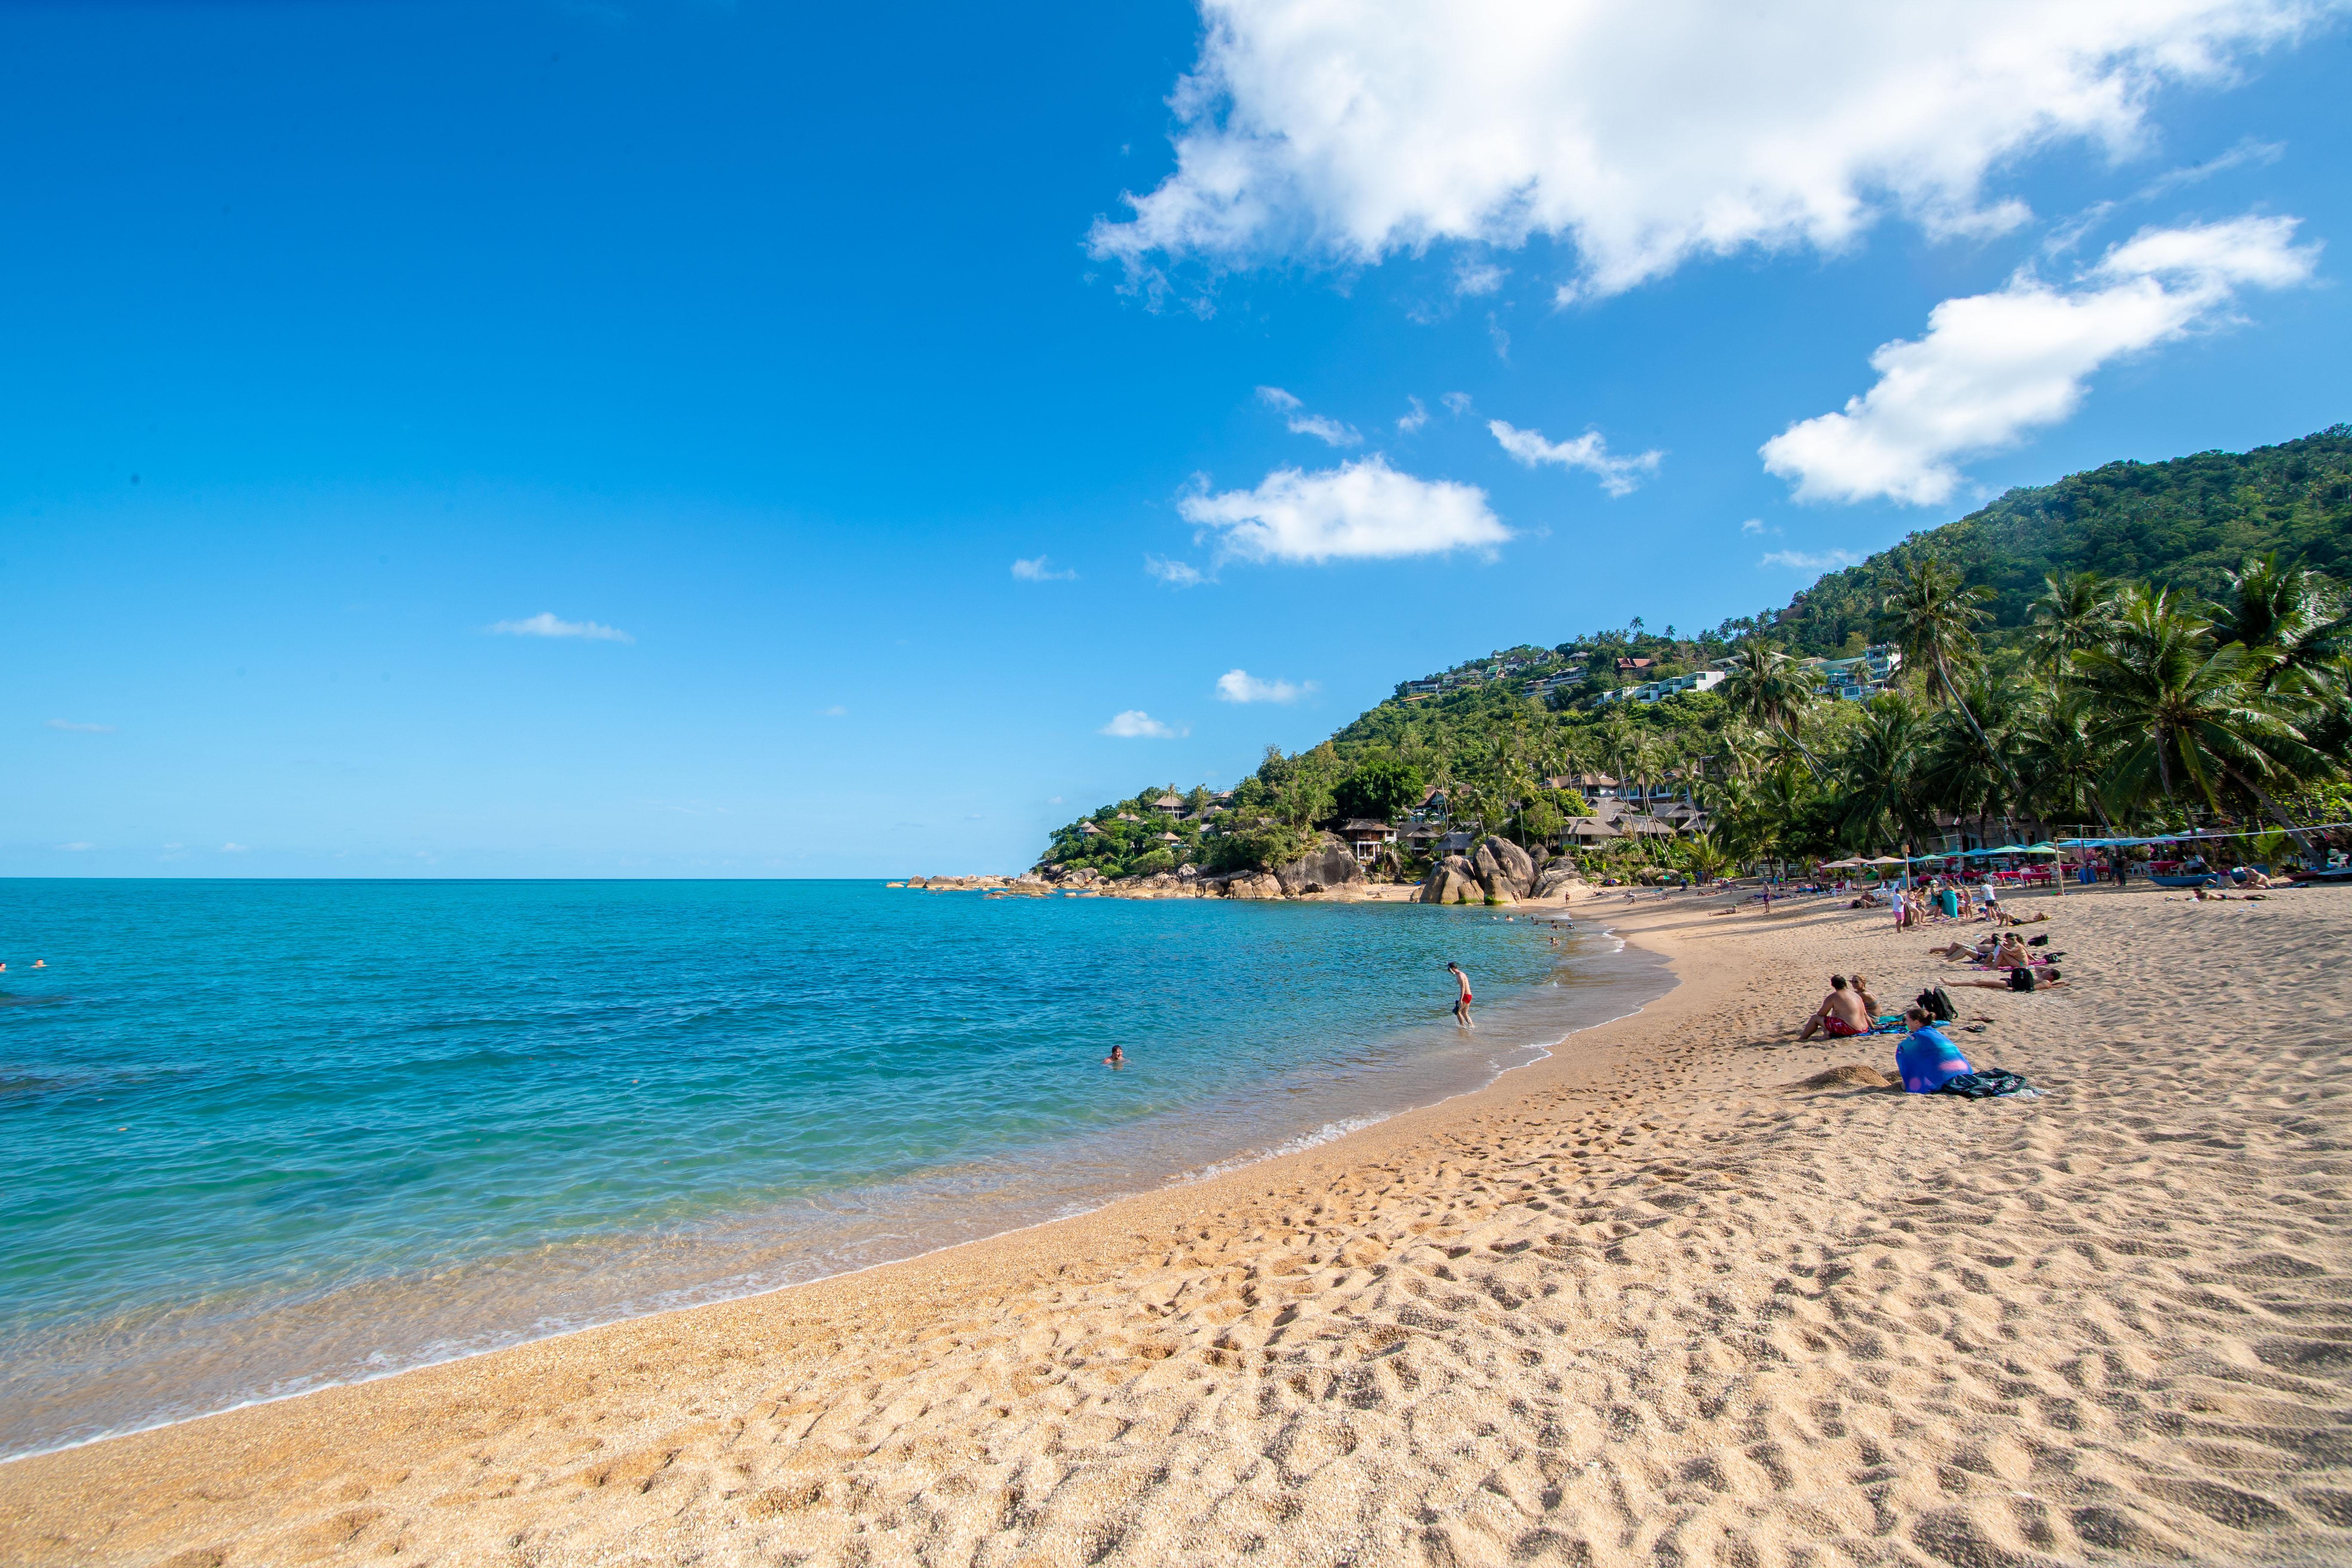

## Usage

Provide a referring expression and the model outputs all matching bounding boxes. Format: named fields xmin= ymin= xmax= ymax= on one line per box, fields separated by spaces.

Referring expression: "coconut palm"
xmin=1830 ymin=692 xmax=1934 ymax=854
xmin=2212 ymin=553 xmax=2352 ymax=701
xmin=2016 ymin=686 xmax=2116 ymax=832
xmin=2074 ymin=585 xmax=2326 ymax=854
xmin=1719 ymin=639 xmax=1823 ymax=779
xmin=2025 ymin=570 xmax=2113 ymax=680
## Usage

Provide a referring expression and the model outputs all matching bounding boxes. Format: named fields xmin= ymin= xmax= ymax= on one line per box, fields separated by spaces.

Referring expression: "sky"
xmin=6 ymin=0 xmax=2349 ymax=878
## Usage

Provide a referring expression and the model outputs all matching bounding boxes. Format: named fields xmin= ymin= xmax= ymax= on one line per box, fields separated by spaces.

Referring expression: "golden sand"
xmin=5 ymin=883 xmax=2349 ymax=1566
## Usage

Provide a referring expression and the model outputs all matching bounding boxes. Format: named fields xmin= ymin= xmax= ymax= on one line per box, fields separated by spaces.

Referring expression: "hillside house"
xmin=1338 ymin=818 xmax=1398 ymax=863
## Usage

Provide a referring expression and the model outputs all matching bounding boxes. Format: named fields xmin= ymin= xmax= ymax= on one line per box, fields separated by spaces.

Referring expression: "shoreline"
xmin=0 ymin=898 xmax=1650 ymax=1470
xmin=8 ymin=882 xmax=2345 ymax=1565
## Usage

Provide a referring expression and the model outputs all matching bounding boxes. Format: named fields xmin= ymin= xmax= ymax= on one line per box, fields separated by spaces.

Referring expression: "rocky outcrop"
xmin=1223 ymin=871 xmax=1285 ymax=900
xmin=1419 ymin=854 xmax=1485 ymax=904
xmin=1274 ymin=836 xmax=1366 ymax=896
xmin=1475 ymin=836 xmax=1538 ymax=898
xmin=1532 ymin=863 xmax=1588 ymax=900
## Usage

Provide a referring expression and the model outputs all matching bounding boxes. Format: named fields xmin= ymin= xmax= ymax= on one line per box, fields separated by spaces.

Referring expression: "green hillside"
xmin=1757 ymin=425 xmax=2352 ymax=658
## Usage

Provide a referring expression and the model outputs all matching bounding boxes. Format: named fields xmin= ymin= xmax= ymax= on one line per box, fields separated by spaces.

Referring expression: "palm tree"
xmin=1830 ymin=692 xmax=1934 ymax=854
xmin=2074 ymin=585 xmax=2326 ymax=856
xmin=2016 ymin=686 xmax=2116 ymax=833
xmin=2026 ymin=570 xmax=2113 ymax=680
xmin=1719 ymin=639 xmax=1820 ymax=776
xmin=1878 ymin=554 xmax=2004 ymax=745
xmin=2212 ymin=553 xmax=2352 ymax=701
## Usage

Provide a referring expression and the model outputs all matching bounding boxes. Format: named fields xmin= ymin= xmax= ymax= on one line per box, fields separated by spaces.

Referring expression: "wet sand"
xmin=5 ymin=882 xmax=2348 ymax=1566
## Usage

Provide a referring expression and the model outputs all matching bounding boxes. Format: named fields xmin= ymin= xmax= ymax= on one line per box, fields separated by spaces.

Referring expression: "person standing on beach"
xmin=1446 ymin=962 xmax=1473 ymax=1026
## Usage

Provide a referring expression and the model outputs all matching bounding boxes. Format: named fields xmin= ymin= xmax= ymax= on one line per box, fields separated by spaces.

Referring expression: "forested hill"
xmin=1760 ymin=424 xmax=2352 ymax=658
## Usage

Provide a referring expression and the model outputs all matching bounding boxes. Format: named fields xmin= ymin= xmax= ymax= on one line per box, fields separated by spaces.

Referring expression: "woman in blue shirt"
xmin=1895 ymin=1005 xmax=1972 ymax=1093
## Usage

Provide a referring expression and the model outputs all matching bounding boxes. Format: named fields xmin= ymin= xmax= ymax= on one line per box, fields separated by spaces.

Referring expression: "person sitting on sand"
xmin=1447 ymin=962 xmax=1473 ymax=1026
xmin=1798 ymin=975 xmax=1872 ymax=1040
xmin=1949 ymin=966 xmax=2069 ymax=993
xmin=1895 ymin=1005 xmax=1972 ymax=1093
xmin=1849 ymin=973 xmax=1881 ymax=1020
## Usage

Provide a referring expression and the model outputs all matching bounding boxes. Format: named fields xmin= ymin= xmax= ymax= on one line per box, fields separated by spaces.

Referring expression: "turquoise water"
xmin=0 ymin=879 xmax=1663 ymax=1458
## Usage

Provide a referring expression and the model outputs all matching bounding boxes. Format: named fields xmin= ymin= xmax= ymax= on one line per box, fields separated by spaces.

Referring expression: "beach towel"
xmin=1934 ymin=1069 xmax=2035 ymax=1099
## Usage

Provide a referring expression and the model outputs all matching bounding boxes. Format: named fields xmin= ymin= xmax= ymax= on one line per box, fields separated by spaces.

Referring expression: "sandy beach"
xmin=6 ymin=882 xmax=2348 ymax=1567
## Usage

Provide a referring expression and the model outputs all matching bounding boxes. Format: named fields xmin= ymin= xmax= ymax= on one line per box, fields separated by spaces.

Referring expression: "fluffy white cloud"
xmin=1396 ymin=395 xmax=1428 ymax=433
xmin=1760 ymin=548 xmax=1864 ymax=571
xmin=1256 ymin=385 xmax=1362 ymax=445
xmin=1011 ymin=555 xmax=1078 ymax=581
xmin=1179 ymin=456 xmax=1509 ymax=563
xmin=1102 ymin=710 xmax=1186 ymax=738
xmin=488 ymin=611 xmax=635 ymax=643
xmin=46 ymin=718 xmax=116 ymax=733
xmin=1090 ymin=1 xmax=2325 ymax=297
xmin=1146 ymin=554 xmax=1208 ymax=587
xmin=1488 ymin=420 xmax=1663 ymax=496
xmin=1216 ymin=668 xmax=1316 ymax=703
xmin=1761 ymin=214 xmax=2319 ymax=504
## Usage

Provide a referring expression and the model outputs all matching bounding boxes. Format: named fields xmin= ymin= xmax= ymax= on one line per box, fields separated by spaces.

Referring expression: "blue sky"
xmin=7 ymin=0 xmax=2348 ymax=877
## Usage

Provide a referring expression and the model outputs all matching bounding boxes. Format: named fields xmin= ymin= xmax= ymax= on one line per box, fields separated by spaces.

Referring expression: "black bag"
xmin=1916 ymin=986 xmax=1958 ymax=1022
xmin=2027 ymin=934 xmax=2049 ymax=946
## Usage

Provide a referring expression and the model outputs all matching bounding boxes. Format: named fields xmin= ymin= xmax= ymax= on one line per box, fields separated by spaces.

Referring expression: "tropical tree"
xmin=2212 ymin=554 xmax=2352 ymax=701
xmin=1828 ymin=692 xmax=1935 ymax=854
xmin=2025 ymin=570 xmax=2113 ymax=680
xmin=2074 ymin=585 xmax=2327 ymax=857
xmin=1718 ymin=640 xmax=1821 ymax=776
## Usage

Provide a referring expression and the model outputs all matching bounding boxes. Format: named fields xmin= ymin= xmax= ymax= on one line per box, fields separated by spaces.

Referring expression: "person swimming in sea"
xmin=1447 ymin=962 xmax=1473 ymax=1026
xmin=1102 ymin=1044 xmax=1124 ymax=1067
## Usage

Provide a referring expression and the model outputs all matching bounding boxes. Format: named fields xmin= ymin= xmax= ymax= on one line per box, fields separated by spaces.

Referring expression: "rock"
xmin=1532 ymin=863 xmax=1587 ymax=900
xmin=1419 ymin=855 xmax=1485 ymax=904
xmin=1470 ymin=842 xmax=1521 ymax=904
xmin=1274 ymin=836 xmax=1365 ymax=896
xmin=1225 ymin=871 xmax=1285 ymax=900
xmin=1476 ymin=835 xmax=1537 ymax=897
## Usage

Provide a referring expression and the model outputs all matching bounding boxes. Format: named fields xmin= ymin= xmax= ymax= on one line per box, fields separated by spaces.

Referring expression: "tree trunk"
xmin=2223 ymin=764 xmax=2321 ymax=865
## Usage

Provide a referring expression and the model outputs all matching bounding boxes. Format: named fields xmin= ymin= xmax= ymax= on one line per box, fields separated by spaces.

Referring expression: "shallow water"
xmin=0 ymin=879 xmax=1665 ymax=1458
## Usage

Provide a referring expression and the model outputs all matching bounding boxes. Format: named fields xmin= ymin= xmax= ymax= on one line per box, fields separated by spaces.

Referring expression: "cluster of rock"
xmin=903 ymin=833 xmax=1588 ymax=906
xmin=1418 ymin=836 xmax=1585 ymax=906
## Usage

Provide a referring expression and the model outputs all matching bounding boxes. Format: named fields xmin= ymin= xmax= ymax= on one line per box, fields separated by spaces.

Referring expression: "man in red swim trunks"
xmin=1447 ymin=962 xmax=1473 ymax=1026
xmin=1797 ymin=974 xmax=1872 ymax=1040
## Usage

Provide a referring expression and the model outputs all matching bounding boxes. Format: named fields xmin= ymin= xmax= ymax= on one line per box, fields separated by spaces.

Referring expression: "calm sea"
xmin=0 ymin=879 xmax=1665 ymax=1458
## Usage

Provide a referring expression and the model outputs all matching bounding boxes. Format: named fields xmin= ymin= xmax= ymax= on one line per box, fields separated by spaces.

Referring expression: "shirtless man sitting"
xmin=1797 ymin=975 xmax=1873 ymax=1040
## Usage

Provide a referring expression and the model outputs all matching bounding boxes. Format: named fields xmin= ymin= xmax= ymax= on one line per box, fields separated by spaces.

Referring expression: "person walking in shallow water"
xmin=1447 ymin=962 xmax=1473 ymax=1026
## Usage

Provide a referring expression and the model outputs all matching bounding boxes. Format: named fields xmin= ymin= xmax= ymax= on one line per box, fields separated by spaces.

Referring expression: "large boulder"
xmin=1532 ymin=863 xmax=1587 ymax=900
xmin=1475 ymin=835 xmax=1538 ymax=897
xmin=1274 ymin=835 xmax=1366 ymax=896
xmin=1419 ymin=854 xmax=1485 ymax=904
xmin=1224 ymin=871 xmax=1285 ymax=900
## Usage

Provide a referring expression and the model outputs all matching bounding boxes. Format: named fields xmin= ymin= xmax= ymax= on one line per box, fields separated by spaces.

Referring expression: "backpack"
xmin=1916 ymin=986 xmax=1958 ymax=1022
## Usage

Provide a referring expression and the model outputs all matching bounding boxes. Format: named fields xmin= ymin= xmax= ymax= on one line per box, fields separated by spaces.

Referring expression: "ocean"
xmin=0 ymin=879 xmax=1666 ymax=1458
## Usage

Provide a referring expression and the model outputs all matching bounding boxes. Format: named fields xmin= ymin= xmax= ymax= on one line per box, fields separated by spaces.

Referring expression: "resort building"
xmin=1338 ymin=818 xmax=1398 ymax=863
xmin=1595 ymin=668 xmax=1725 ymax=706
xmin=1800 ymin=645 xmax=1902 ymax=700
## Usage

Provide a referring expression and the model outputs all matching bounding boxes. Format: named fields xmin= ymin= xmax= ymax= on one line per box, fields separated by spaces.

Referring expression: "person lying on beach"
xmin=1102 ymin=1045 xmax=1124 ymax=1067
xmin=1447 ymin=962 xmax=1473 ymax=1025
xmin=1927 ymin=934 xmax=2000 ymax=962
xmin=1895 ymin=1005 xmax=1972 ymax=1093
xmin=1798 ymin=975 xmax=1872 ymax=1040
xmin=1948 ymin=966 xmax=2069 ymax=993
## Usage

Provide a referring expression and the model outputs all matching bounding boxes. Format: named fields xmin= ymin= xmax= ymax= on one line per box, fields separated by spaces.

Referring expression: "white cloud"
xmin=1396 ymin=395 xmax=1428 ymax=433
xmin=1440 ymin=392 xmax=1473 ymax=416
xmin=1488 ymin=420 xmax=1663 ymax=496
xmin=1012 ymin=555 xmax=1078 ymax=581
xmin=1760 ymin=548 xmax=1864 ymax=571
xmin=1102 ymin=710 xmax=1187 ymax=738
xmin=221 ymin=842 xmax=250 ymax=853
xmin=1761 ymin=214 xmax=2319 ymax=504
xmin=1179 ymin=456 xmax=1509 ymax=563
xmin=1740 ymin=518 xmax=1768 ymax=535
xmin=1216 ymin=668 xmax=1317 ymax=704
xmin=1455 ymin=259 xmax=1507 ymax=296
xmin=1146 ymin=554 xmax=1208 ymax=587
xmin=46 ymin=719 xmax=116 ymax=733
xmin=1089 ymin=2 xmax=2324 ymax=298
xmin=1256 ymin=384 xmax=1362 ymax=446
xmin=488 ymin=611 xmax=635 ymax=643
